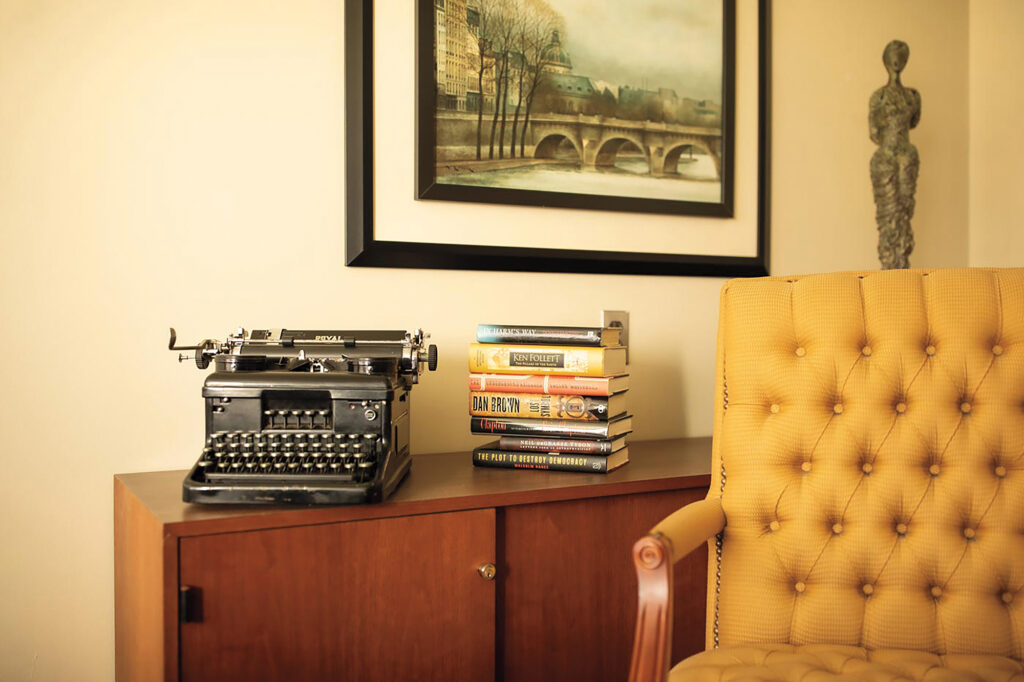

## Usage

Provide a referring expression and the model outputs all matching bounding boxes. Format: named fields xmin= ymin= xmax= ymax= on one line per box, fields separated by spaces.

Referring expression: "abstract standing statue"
xmin=869 ymin=40 xmax=921 ymax=270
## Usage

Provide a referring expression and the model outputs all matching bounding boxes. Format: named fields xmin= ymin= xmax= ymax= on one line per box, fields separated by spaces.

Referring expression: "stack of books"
xmin=468 ymin=324 xmax=632 ymax=474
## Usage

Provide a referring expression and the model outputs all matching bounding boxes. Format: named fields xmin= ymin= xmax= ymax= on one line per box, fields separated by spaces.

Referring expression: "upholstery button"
xmin=995 ymin=465 xmax=1008 ymax=478
xmin=931 ymin=586 xmax=943 ymax=599
xmin=862 ymin=462 xmax=874 ymax=474
xmin=833 ymin=403 xmax=844 ymax=415
xmin=801 ymin=461 xmax=813 ymax=473
xmin=770 ymin=403 xmax=780 ymax=414
xmin=795 ymin=347 xmax=806 ymax=357
xmin=794 ymin=582 xmax=806 ymax=593
xmin=862 ymin=584 xmax=874 ymax=596
xmin=769 ymin=520 xmax=781 ymax=532
xmin=896 ymin=402 xmax=907 ymax=414
xmin=929 ymin=464 xmax=941 ymax=476
xmin=832 ymin=523 xmax=844 ymax=535
xmin=861 ymin=345 xmax=872 ymax=356
xmin=925 ymin=345 xmax=936 ymax=356
xmin=964 ymin=527 xmax=976 ymax=540
xmin=993 ymin=345 xmax=1004 ymax=356
xmin=1002 ymin=591 xmax=1015 ymax=605
xmin=961 ymin=402 xmax=972 ymax=414
xmin=895 ymin=523 xmax=908 ymax=536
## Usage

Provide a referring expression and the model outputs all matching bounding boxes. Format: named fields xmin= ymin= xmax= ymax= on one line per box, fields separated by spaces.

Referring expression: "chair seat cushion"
xmin=670 ymin=644 xmax=1024 ymax=681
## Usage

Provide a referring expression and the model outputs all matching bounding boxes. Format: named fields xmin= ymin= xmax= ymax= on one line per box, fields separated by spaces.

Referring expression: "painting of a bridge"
xmin=417 ymin=0 xmax=734 ymax=217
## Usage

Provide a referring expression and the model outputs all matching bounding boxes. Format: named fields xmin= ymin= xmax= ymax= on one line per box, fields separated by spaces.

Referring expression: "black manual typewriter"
xmin=169 ymin=327 xmax=437 ymax=505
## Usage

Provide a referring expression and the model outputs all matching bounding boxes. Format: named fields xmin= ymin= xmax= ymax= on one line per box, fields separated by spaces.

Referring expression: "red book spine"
xmin=468 ymin=373 xmax=612 ymax=396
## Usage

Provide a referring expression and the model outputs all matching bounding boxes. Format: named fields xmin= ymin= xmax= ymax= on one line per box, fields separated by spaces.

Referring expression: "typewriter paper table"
xmin=114 ymin=437 xmax=711 ymax=682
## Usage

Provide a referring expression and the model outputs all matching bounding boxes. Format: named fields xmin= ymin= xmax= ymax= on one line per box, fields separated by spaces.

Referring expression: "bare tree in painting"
xmin=486 ymin=0 xmax=515 ymax=160
xmin=473 ymin=2 xmax=495 ymax=160
xmin=517 ymin=1 xmax=561 ymax=157
xmin=471 ymin=0 xmax=561 ymax=161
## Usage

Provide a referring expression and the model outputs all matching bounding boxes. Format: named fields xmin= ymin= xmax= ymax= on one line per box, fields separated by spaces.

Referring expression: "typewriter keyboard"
xmin=198 ymin=430 xmax=383 ymax=484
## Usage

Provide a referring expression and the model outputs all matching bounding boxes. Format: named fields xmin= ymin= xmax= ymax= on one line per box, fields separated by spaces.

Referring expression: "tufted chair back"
xmin=707 ymin=268 xmax=1024 ymax=657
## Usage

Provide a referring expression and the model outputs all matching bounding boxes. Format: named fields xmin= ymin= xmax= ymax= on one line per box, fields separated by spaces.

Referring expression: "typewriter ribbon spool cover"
xmin=168 ymin=327 xmax=438 ymax=505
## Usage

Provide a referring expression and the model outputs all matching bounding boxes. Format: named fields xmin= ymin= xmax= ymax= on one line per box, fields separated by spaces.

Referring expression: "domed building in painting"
xmin=540 ymin=30 xmax=573 ymax=74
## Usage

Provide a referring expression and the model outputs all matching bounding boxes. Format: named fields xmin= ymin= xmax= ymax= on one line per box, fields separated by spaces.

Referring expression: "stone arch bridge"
xmin=528 ymin=113 xmax=722 ymax=178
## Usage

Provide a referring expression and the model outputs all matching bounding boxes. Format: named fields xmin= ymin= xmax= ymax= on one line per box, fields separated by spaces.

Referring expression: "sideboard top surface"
xmin=115 ymin=437 xmax=712 ymax=536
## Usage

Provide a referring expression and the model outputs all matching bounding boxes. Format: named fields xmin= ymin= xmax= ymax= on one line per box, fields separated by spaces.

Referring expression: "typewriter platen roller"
xmin=170 ymin=327 xmax=437 ymax=505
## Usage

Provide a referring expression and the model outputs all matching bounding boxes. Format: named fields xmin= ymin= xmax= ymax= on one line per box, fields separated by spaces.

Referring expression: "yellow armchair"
xmin=630 ymin=268 xmax=1024 ymax=682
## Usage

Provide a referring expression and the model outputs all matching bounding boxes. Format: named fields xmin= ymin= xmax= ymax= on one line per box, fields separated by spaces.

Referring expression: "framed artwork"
xmin=345 ymin=0 xmax=770 ymax=276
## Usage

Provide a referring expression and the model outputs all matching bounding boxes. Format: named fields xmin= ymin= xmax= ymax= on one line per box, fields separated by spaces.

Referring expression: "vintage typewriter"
xmin=169 ymin=327 xmax=437 ymax=505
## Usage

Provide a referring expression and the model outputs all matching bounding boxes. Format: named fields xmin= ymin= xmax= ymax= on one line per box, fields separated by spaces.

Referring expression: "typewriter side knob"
xmin=427 ymin=344 xmax=438 ymax=371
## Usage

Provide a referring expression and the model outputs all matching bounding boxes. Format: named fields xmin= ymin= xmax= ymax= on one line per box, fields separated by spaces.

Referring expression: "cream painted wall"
xmin=0 ymin=1 xmax=970 ymax=679
xmin=969 ymin=0 xmax=1024 ymax=266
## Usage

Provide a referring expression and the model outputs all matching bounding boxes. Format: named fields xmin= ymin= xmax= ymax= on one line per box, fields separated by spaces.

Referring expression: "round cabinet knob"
xmin=478 ymin=563 xmax=497 ymax=581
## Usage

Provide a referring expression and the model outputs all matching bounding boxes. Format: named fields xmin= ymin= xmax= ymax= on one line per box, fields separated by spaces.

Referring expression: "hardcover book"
xmin=468 ymin=343 xmax=626 ymax=377
xmin=497 ymin=434 xmax=628 ymax=455
xmin=470 ymin=414 xmax=633 ymax=440
xmin=469 ymin=391 xmax=626 ymax=421
xmin=472 ymin=443 xmax=629 ymax=474
xmin=468 ymin=373 xmax=629 ymax=396
xmin=476 ymin=324 xmax=620 ymax=347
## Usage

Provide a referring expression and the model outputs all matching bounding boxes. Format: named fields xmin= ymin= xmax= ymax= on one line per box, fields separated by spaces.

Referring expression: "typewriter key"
xmin=231 ymin=461 xmax=243 ymax=469
xmin=198 ymin=459 xmax=212 ymax=468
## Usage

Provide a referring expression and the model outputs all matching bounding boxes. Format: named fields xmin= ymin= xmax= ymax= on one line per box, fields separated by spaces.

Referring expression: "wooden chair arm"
xmin=627 ymin=497 xmax=725 ymax=682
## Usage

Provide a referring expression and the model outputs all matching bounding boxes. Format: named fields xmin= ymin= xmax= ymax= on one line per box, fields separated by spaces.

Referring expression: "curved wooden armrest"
xmin=627 ymin=497 xmax=725 ymax=682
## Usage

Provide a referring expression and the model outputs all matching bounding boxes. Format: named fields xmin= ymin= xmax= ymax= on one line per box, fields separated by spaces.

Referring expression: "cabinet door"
xmin=179 ymin=509 xmax=496 ymax=682
xmin=501 ymin=488 xmax=708 ymax=682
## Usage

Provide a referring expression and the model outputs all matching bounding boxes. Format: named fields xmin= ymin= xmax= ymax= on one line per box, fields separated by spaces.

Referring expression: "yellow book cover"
xmin=467 ymin=343 xmax=626 ymax=376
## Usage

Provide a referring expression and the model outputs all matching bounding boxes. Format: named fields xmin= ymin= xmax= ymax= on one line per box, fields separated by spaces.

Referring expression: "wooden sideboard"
xmin=114 ymin=437 xmax=712 ymax=682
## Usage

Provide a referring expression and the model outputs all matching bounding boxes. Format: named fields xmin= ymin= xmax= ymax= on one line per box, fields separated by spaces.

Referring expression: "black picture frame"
xmin=345 ymin=0 xmax=771 ymax=277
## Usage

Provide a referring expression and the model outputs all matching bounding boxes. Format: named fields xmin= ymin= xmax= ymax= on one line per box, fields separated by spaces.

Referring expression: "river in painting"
xmin=436 ymin=153 xmax=720 ymax=203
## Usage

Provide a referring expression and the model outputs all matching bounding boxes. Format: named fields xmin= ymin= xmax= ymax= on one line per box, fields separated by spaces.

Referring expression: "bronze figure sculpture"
xmin=869 ymin=40 xmax=921 ymax=270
